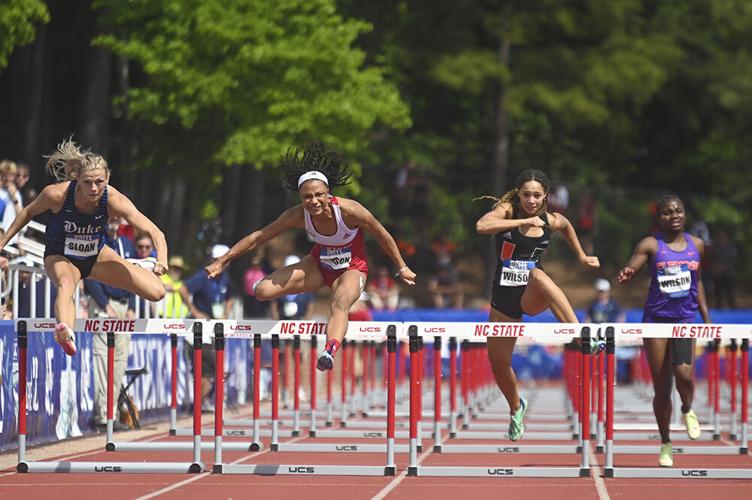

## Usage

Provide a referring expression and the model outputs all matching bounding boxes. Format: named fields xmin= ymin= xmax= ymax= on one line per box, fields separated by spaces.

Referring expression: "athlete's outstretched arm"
xmin=205 ymin=206 xmax=302 ymax=279
xmin=0 ymin=184 xmax=63 ymax=250
xmin=476 ymin=202 xmax=544 ymax=234
xmin=107 ymin=186 xmax=169 ymax=275
xmin=549 ymin=212 xmax=599 ymax=268
xmin=343 ymin=199 xmax=416 ymax=285
xmin=617 ymin=237 xmax=655 ymax=284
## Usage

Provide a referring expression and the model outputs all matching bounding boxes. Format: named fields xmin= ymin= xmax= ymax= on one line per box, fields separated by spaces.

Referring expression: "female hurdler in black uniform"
xmin=476 ymin=169 xmax=599 ymax=440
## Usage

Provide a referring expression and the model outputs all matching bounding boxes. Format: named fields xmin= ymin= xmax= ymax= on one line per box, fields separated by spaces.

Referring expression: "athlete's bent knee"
xmin=252 ymin=279 xmax=274 ymax=302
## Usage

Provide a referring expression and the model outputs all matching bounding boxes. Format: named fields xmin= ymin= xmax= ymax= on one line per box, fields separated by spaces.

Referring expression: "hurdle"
xmin=213 ymin=320 xmax=399 ymax=475
xmin=603 ymin=324 xmax=752 ymax=479
xmin=405 ymin=323 xmax=592 ymax=478
xmin=15 ymin=318 xmax=204 ymax=473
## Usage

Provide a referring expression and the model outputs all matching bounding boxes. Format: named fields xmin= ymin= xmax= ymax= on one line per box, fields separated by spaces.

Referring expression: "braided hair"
xmin=282 ymin=141 xmax=352 ymax=192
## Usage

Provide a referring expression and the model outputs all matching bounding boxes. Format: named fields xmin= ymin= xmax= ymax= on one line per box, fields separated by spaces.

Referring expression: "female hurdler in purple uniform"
xmin=618 ymin=194 xmax=710 ymax=467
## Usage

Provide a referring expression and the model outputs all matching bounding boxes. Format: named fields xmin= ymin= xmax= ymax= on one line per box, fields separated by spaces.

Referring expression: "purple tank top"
xmin=643 ymin=233 xmax=700 ymax=321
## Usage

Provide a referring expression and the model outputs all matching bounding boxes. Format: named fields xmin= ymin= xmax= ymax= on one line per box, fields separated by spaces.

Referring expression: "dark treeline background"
xmin=1 ymin=0 xmax=751 ymax=300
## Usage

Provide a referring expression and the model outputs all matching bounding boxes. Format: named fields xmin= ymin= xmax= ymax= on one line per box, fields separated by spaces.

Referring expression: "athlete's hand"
xmin=395 ymin=266 xmax=417 ymax=286
xmin=153 ymin=261 xmax=168 ymax=276
xmin=523 ymin=217 xmax=546 ymax=228
xmin=580 ymin=255 xmax=600 ymax=268
xmin=617 ymin=267 xmax=635 ymax=284
xmin=205 ymin=259 xmax=226 ymax=279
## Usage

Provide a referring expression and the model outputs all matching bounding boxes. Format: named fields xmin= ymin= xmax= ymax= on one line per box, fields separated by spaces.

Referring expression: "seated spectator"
xmin=159 ymin=255 xmax=189 ymax=319
xmin=584 ymin=278 xmax=625 ymax=323
xmin=427 ymin=264 xmax=464 ymax=309
xmin=367 ymin=266 xmax=399 ymax=311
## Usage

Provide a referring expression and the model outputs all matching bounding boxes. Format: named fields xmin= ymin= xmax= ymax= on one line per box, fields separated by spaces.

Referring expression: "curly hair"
xmin=476 ymin=168 xmax=550 ymax=216
xmin=44 ymin=137 xmax=109 ymax=183
xmin=281 ymin=141 xmax=352 ymax=192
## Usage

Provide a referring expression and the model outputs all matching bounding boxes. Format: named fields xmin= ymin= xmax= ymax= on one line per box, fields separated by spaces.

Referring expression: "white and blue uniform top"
xmin=44 ymin=180 xmax=109 ymax=260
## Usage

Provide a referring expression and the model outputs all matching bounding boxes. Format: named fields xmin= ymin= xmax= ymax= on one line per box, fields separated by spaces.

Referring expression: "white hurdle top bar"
xmin=15 ymin=319 xmax=750 ymax=342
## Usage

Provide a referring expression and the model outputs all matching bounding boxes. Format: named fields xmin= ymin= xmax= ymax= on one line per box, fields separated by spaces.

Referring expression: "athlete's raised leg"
xmin=521 ymin=268 xmax=578 ymax=322
xmin=44 ymin=255 xmax=82 ymax=355
xmin=253 ymin=255 xmax=325 ymax=301
xmin=88 ymin=245 xmax=166 ymax=302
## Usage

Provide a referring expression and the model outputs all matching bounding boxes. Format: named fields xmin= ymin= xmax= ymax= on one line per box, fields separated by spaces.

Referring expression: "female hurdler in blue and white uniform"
xmin=0 ymin=139 xmax=168 ymax=355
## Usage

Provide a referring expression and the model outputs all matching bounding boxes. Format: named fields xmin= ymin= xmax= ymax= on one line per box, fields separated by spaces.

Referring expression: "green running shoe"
xmin=683 ymin=409 xmax=701 ymax=440
xmin=659 ymin=442 xmax=673 ymax=467
xmin=508 ymin=397 xmax=527 ymax=441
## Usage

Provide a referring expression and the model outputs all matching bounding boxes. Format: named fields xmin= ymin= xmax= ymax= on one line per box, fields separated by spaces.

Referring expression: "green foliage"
xmin=0 ymin=0 xmax=49 ymax=69
xmin=93 ymin=0 xmax=410 ymax=176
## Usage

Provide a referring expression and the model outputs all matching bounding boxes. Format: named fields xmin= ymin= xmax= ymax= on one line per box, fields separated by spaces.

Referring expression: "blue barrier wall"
xmin=0 ymin=321 xmax=254 ymax=453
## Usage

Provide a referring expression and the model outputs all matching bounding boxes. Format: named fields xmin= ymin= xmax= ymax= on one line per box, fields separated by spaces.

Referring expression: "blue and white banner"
xmin=0 ymin=321 xmax=255 ymax=452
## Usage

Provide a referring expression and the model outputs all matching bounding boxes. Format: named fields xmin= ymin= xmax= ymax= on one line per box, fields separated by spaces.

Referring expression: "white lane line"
xmin=589 ymin=446 xmax=611 ymax=500
xmin=135 ymin=436 xmax=306 ymax=500
xmin=371 ymin=435 xmax=449 ymax=500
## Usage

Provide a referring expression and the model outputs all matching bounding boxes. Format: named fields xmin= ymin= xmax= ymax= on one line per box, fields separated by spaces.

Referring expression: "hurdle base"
xmin=740 ymin=447 xmax=749 ymax=455
xmin=385 ymin=466 xmax=396 ymax=476
xmin=212 ymin=464 xmax=223 ymax=474
xmin=433 ymin=445 xmax=442 ymax=452
xmin=105 ymin=442 xmax=115 ymax=452
xmin=326 ymin=421 xmax=333 ymax=427
xmin=17 ymin=462 xmax=28 ymax=473
xmin=595 ymin=445 xmax=604 ymax=453
xmin=249 ymin=442 xmax=262 ymax=452
xmin=408 ymin=466 xmax=418 ymax=476
xmin=170 ymin=429 xmax=177 ymax=436
xmin=310 ymin=431 xmax=317 ymax=438
xmin=189 ymin=462 xmax=203 ymax=474
xmin=449 ymin=432 xmax=457 ymax=438
xmin=729 ymin=434 xmax=737 ymax=441
xmin=271 ymin=443 xmax=279 ymax=451
xmin=713 ymin=433 xmax=721 ymax=440
xmin=579 ymin=468 xmax=590 ymax=478
xmin=604 ymin=468 xmax=614 ymax=478
xmin=292 ymin=430 xmax=300 ymax=437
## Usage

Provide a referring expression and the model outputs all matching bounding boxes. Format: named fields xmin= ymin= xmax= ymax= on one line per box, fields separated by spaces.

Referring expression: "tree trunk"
xmin=488 ymin=38 xmax=511 ymax=276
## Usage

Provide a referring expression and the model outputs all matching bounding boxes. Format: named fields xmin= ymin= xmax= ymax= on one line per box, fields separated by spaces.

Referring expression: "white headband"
xmin=297 ymin=170 xmax=329 ymax=188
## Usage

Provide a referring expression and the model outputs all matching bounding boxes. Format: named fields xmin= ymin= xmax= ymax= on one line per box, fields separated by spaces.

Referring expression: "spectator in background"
xmin=428 ymin=264 xmax=464 ymax=309
xmin=85 ymin=217 xmax=136 ymax=432
xmin=0 ymin=160 xmax=23 ymax=244
xmin=712 ymin=229 xmax=738 ymax=309
xmin=159 ymin=255 xmax=189 ymax=319
xmin=15 ymin=163 xmax=37 ymax=206
xmin=547 ymin=183 xmax=569 ymax=215
xmin=577 ymin=192 xmax=597 ymax=255
xmin=367 ymin=266 xmax=400 ymax=311
xmin=243 ymin=252 xmax=273 ymax=318
xmin=180 ymin=244 xmax=236 ymax=411
xmin=584 ymin=278 xmax=625 ymax=324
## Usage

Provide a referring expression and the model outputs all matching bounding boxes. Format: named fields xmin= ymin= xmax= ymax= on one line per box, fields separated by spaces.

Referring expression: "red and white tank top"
xmin=305 ymin=197 xmax=366 ymax=272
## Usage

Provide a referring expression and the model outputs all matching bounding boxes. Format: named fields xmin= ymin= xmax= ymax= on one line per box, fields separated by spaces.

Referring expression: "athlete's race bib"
xmin=64 ymin=236 xmax=98 ymax=258
xmin=657 ymin=264 xmax=692 ymax=298
xmin=499 ymin=259 xmax=535 ymax=287
xmin=319 ymin=246 xmax=352 ymax=271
